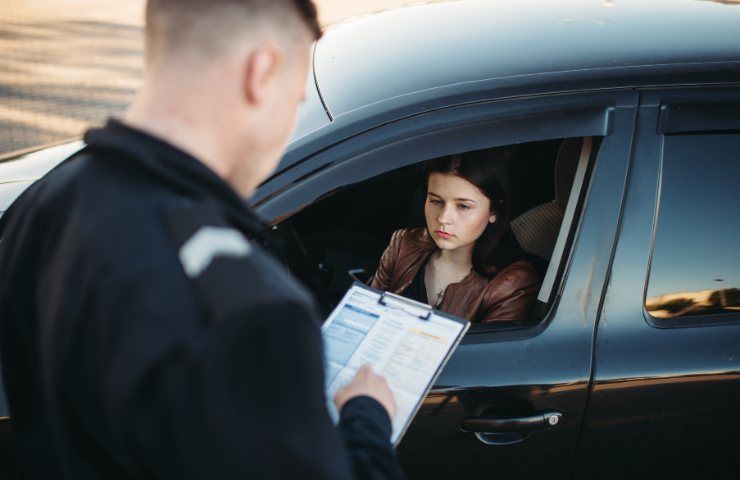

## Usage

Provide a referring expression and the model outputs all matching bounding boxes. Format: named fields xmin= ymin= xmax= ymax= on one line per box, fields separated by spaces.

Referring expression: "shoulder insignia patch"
xmin=178 ymin=226 xmax=252 ymax=278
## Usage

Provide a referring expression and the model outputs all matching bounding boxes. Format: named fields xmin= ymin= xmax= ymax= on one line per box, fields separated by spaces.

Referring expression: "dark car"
xmin=2 ymin=1 xmax=740 ymax=478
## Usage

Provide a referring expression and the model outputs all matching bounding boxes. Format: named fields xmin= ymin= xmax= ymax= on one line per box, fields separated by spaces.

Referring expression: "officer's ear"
xmin=242 ymin=44 xmax=283 ymax=108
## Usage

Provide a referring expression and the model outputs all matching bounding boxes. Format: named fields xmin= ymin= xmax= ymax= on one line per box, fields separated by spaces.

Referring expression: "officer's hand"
xmin=334 ymin=364 xmax=397 ymax=420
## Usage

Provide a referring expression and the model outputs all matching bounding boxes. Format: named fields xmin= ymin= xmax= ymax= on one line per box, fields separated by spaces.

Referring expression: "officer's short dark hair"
xmin=145 ymin=0 xmax=321 ymax=64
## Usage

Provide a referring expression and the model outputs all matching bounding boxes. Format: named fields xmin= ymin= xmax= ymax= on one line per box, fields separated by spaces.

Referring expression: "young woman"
xmin=369 ymin=152 xmax=539 ymax=323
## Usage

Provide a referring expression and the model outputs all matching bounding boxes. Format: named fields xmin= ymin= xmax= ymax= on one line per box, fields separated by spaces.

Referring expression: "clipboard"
xmin=322 ymin=282 xmax=470 ymax=447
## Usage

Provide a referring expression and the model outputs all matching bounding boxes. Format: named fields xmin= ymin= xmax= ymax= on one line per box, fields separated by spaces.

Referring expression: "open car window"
xmin=253 ymin=91 xmax=633 ymax=334
xmin=265 ymin=135 xmax=599 ymax=331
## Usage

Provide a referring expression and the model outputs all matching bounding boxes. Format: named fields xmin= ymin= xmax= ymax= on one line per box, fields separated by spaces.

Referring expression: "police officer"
xmin=0 ymin=1 xmax=403 ymax=479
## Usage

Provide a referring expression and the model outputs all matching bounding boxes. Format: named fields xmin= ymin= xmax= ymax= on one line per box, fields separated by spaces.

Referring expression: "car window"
xmin=645 ymin=133 xmax=740 ymax=320
xmin=270 ymin=136 xmax=598 ymax=329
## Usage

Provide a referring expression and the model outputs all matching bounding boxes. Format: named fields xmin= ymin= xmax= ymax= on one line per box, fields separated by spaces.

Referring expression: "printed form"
xmin=322 ymin=285 xmax=468 ymax=445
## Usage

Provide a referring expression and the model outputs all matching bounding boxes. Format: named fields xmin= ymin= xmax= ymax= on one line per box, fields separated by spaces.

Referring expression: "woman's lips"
xmin=435 ymin=230 xmax=454 ymax=239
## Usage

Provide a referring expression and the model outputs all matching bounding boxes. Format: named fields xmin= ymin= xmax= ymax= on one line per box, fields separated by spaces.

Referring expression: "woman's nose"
xmin=438 ymin=205 xmax=454 ymax=224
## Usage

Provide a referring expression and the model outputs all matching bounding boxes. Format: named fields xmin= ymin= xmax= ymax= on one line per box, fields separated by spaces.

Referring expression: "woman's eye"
xmin=428 ymin=199 xmax=442 ymax=205
xmin=457 ymin=204 xmax=471 ymax=210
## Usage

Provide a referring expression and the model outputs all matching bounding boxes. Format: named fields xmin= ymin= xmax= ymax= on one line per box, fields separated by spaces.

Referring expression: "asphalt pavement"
xmin=0 ymin=0 xmax=439 ymax=156
xmin=0 ymin=1 xmax=145 ymax=155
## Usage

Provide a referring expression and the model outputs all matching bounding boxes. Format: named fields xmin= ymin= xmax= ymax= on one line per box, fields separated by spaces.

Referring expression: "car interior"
xmin=262 ymin=136 xmax=597 ymax=330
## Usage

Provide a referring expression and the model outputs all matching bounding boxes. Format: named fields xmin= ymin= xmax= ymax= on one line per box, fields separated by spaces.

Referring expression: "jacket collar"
xmin=83 ymin=119 xmax=267 ymax=236
xmin=396 ymin=228 xmax=485 ymax=291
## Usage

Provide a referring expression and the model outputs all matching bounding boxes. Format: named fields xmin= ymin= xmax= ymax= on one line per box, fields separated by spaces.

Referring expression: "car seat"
xmin=510 ymin=137 xmax=583 ymax=261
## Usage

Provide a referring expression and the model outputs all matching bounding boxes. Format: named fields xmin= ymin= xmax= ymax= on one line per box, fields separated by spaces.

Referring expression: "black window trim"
xmin=253 ymin=91 xmax=628 ymax=212
xmin=658 ymin=100 xmax=740 ymax=135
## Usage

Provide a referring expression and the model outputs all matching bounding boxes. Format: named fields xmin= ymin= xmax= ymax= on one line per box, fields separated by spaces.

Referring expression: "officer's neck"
xmin=123 ymin=70 xmax=253 ymax=195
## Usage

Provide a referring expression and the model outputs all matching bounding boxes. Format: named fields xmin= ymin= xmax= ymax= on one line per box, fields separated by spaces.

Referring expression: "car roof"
xmin=313 ymin=0 xmax=740 ymax=120
xmin=3 ymin=0 xmax=740 ymax=196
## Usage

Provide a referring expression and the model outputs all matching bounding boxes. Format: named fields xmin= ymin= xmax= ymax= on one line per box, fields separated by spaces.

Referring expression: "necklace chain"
xmin=434 ymin=288 xmax=445 ymax=307
xmin=429 ymin=255 xmax=471 ymax=308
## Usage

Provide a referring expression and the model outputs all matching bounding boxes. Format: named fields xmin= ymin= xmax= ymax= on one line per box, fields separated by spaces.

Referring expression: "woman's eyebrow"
xmin=428 ymin=192 xmax=478 ymax=204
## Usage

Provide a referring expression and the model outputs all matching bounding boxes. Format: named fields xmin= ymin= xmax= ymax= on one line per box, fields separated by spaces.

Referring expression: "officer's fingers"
xmin=334 ymin=367 xmax=371 ymax=402
xmin=368 ymin=373 xmax=397 ymax=419
xmin=374 ymin=372 xmax=389 ymax=388
xmin=355 ymin=364 xmax=373 ymax=380
xmin=365 ymin=368 xmax=389 ymax=390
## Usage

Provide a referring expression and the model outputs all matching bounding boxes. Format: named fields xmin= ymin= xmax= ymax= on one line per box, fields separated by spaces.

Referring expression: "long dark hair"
xmin=425 ymin=149 xmax=518 ymax=277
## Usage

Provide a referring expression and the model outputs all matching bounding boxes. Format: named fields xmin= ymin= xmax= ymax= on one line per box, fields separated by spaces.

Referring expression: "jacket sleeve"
xmin=106 ymin=293 xmax=404 ymax=480
xmin=369 ymin=230 xmax=404 ymax=291
xmin=339 ymin=396 xmax=405 ymax=480
xmin=479 ymin=263 xmax=540 ymax=322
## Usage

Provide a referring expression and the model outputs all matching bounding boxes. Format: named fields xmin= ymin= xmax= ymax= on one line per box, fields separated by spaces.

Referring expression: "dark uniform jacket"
xmin=370 ymin=228 xmax=539 ymax=323
xmin=0 ymin=120 xmax=403 ymax=480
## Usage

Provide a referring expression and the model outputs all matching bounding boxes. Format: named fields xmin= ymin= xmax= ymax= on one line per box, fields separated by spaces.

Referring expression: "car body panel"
xmin=394 ymin=99 xmax=638 ymax=480
xmin=291 ymin=44 xmax=332 ymax=141
xmin=573 ymin=87 xmax=740 ymax=479
xmin=313 ymin=0 xmax=740 ymax=119
xmin=252 ymin=88 xmax=639 ymax=478
xmin=0 ymin=141 xmax=83 ymax=215
xmin=279 ymin=0 xmax=740 ymax=176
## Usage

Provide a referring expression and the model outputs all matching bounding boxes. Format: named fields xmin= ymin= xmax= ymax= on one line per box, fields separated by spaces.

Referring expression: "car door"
xmin=573 ymin=87 xmax=740 ymax=479
xmin=0 ymin=402 xmax=21 ymax=480
xmin=255 ymin=90 xmax=638 ymax=480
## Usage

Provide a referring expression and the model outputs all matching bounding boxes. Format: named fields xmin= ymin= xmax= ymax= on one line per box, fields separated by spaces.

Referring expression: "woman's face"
xmin=424 ymin=172 xmax=496 ymax=252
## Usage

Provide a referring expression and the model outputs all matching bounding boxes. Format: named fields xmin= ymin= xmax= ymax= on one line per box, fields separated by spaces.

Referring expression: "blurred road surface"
xmin=0 ymin=0 xmax=144 ymax=154
xmin=0 ymin=0 xmax=448 ymax=155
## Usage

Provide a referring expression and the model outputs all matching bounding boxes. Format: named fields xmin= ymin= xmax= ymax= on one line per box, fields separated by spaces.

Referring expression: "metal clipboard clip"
xmin=378 ymin=292 xmax=432 ymax=320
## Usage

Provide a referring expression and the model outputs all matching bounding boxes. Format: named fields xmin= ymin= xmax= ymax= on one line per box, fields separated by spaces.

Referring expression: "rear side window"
xmin=645 ymin=133 xmax=740 ymax=320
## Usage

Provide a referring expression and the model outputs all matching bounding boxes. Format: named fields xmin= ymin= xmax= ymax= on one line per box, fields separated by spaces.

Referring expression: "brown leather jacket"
xmin=369 ymin=228 xmax=540 ymax=323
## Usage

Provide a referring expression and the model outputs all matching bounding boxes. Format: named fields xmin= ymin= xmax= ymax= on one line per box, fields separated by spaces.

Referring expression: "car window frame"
xmin=254 ymin=89 xmax=638 ymax=344
xmin=253 ymin=91 xmax=620 ymax=212
xmin=643 ymin=93 xmax=740 ymax=328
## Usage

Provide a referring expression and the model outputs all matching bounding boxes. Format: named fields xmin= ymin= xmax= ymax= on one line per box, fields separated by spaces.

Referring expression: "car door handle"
xmin=460 ymin=410 xmax=562 ymax=434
